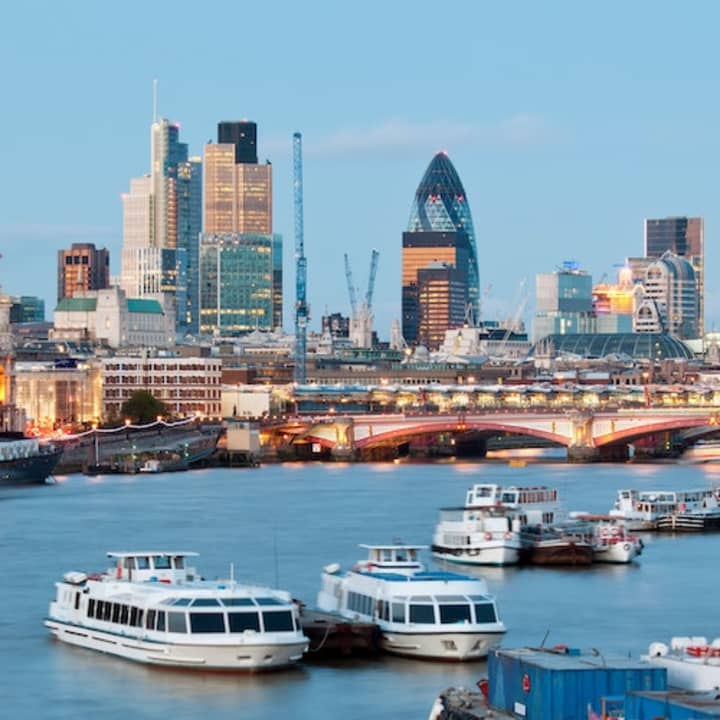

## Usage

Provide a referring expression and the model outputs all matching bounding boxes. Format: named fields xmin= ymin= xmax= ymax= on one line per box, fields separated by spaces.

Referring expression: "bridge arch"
xmin=594 ymin=416 xmax=713 ymax=447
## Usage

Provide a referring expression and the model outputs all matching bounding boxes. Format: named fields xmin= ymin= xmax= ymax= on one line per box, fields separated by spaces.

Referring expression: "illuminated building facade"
xmin=416 ymin=263 xmax=466 ymax=350
xmin=57 ymin=243 xmax=110 ymax=301
xmin=533 ymin=264 xmax=595 ymax=340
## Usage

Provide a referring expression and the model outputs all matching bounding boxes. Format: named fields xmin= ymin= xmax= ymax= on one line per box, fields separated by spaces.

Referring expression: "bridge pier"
xmin=567 ymin=445 xmax=601 ymax=463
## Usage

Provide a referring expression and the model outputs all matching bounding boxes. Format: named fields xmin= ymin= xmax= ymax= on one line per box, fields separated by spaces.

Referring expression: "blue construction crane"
xmin=293 ymin=132 xmax=308 ymax=384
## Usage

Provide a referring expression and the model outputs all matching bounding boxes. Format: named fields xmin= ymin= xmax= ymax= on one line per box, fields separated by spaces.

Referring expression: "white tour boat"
xmin=609 ymin=488 xmax=720 ymax=531
xmin=566 ymin=513 xmax=644 ymax=563
xmin=609 ymin=489 xmax=678 ymax=531
xmin=45 ymin=551 xmax=309 ymax=671
xmin=432 ymin=484 xmax=523 ymax=566
xmin=643 ymin=637 xmax=720 ymax=690
xmin=317 ymin=544 xmax=506 ymax=661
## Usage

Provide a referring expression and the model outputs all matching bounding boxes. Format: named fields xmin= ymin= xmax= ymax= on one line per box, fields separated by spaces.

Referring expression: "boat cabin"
xmin=353 ymin=544 xmax=427 ymax=575
xmin=107 ymin=551 xmax=199 ymax=583
xmin=466 ymin=484 xmax=505 ymax=507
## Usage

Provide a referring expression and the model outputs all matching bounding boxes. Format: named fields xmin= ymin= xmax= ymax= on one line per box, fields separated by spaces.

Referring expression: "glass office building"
xmin=199 ymin=233 xmax=281 ymax=335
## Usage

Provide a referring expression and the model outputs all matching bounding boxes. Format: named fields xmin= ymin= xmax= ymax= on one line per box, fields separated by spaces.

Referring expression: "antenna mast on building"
xmin=152 ymin=79 xmax=158 ymax=123
xmin=293 ymin=132 xmax=308 ymax=384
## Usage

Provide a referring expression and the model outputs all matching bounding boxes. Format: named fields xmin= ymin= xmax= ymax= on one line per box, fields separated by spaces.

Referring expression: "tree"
xmin=120 ymin=390 xmax=168 ymax=425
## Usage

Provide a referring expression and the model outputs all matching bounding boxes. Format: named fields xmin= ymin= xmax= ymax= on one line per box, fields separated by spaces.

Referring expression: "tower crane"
xmin=345 ymin=250 xmax=379 ymax=348
xmin=344 ymin=253 xmax=358 ymax=320
xmin=293 ymin=132 xmax=308 ymax=384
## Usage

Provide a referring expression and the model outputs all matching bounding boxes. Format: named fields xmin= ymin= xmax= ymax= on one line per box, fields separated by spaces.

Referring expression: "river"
xmin=2 ymin=457 xmax=719 ymax=719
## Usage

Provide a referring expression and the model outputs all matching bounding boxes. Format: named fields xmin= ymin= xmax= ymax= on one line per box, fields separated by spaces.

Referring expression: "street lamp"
xmin=92 ymin=422 xmax=99 ymax=467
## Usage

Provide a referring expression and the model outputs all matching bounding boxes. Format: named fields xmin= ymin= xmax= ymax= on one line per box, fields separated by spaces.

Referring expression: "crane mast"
xmin=293 ymin=132 xmax=308 ymax=384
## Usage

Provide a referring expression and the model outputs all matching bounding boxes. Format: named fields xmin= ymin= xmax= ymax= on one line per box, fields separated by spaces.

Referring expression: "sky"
xmin=2 ymin=1 xmax=720 ymax=339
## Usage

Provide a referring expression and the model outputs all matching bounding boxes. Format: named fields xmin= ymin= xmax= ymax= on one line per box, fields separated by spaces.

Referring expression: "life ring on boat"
xmin=116 ymin=565 xmax=122 ymax=580
xmin=623 ymin=543 xmax=630 ymax=551
xmin=484 ymin=532 xmax=493 ymax=541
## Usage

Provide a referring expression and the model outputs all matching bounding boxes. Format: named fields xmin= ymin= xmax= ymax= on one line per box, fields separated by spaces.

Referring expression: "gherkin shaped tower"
xmin=407 ymin=152 xmax=479 ymax=318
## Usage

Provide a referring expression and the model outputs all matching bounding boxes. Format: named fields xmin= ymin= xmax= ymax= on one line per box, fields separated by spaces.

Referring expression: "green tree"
xmin=120 ymin=390 xmax=168 ymax=424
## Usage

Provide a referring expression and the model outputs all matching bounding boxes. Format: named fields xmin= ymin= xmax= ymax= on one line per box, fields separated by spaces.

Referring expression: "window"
xmin=191 ymin=598 xmax=220 ymax=607
xmin=391 ymin=603 xmax=406 ymax=623
xmin=262 ymin=611 xmax=294 ymax=632
xmin=474 ymin=603 xmax=497 ymax=623
xmin=190 ymin=613 xmax=226 ymax=633
xmin=96 ymin=600 xmax=104 ymax=619
xmin=228 ymin=612 xmax=261 ymax=633
xmin=112 ymin=603 xmax=120 ymax=623
xmin=409 ymin=605 xmax=435 ymax=624
xmin=153 ymin=555 xmax=171 ymax=569
xmin=136 ymin=556 xmax=150 ymax=570
xmin=156 ymin=611 xmax=166 ymax=631
xmin=221 ymin=598 xmax=255 ymax=607
xmin=173 ymin=556 xmax=185 ymax=569
xmin=167 ymin=612 xmax=187 ymax=633
xmin=439 ymin=604 xmax=471 ymax=624
xmin=130 ymin=607 xmax=138 ymax=626
xmin=146 ymin=609 xmax=156 ymax=629
xmin=120 ymin=605 xmax=129 ymax=625
xmin=172 ymin=598 xmax=192 ymax=606
xmin=255 ymin=597 xmax=283 ymax=606
xmin=87 ymin=599 xmax=96 ymax=618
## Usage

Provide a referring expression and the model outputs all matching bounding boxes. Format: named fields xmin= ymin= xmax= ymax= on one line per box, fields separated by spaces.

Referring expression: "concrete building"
xmin=57 ymin=243 xmax=110 ymax=301
xmin=15 ymin=360 xmax=103 ymax=428
xmin=102 ymin=355 xmax=222 ymax=420
xmin=52 ymin=287 xmax=173 ymax=349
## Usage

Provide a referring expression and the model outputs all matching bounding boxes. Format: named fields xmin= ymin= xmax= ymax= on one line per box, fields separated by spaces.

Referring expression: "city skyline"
xmin=2 ymin=2 xmax=720 ymax=338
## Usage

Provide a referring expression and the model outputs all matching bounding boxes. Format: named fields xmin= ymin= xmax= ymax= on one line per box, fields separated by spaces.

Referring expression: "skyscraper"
xmin=200 ymin=121 xmax=281 ymax=335
xmin=407 ymin=153 xmax=479 ymax=309
xmin=57 ymin=243 xmax=110 ymax=301
xmin=533 ymin=264 xmax=595 ymax=340
xmin=121 ymin=119 xmax=202 ymax=336
xmin=644 ymin=217 xmax=704 ymax=336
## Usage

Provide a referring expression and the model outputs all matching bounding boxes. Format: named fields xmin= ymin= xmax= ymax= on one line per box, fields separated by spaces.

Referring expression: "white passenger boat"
xmin=643 ymin=637 xmax=720 ymax=690
xmin=565 ymin=514 xmax=644 ymax=563
xmin=609 ymin=488 xmax=720 ymax=531
xmin=432 ymin=484 xmax=522 ymax=566
xmin=609 ymin=489 xmax=679 ymax=531
xmin=45 ymin=551 xmax=309 ymax=671
xmin=317 ymin=544 xmax=506 ymax=661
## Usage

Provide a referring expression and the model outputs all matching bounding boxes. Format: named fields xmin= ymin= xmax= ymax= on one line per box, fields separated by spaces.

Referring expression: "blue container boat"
xmin=625 ymin=690 xmax=720 ymax=719
xmin=488 ymin=646 xmax=667 ymax=720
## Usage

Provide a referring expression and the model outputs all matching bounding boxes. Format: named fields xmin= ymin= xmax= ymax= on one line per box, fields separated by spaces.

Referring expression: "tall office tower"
xmin=57 ymin=243 xmax=110 ymax=301
xmin=417 ymin=262 xmax=467 ymax=350
xmin=10 ymin=296 xmax=45 ymax=323
xmin=218 ymin=121 xmax=258 ymax=164
xmin=634 ymin=252 xmax=698 ymax=338
xmin=644 ymin=217 xmax=704 ymax=335
xmin=121 ymin=119 xmax=201 ymax=336
xmin=200 ymin=121 xmax=281 ymax=335
xmin=405 ymin=152 xmax=479 ymax=320
xmin=532 ymin=263 xmax=595 ymax=341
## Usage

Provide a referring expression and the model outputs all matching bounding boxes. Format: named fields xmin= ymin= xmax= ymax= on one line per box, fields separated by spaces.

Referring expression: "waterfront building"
xmin=57 ymin=243 xmax=110 ymax=302
xmin=10 ymin=296 xmax=45 ymax=324
xmin=52 ymin=287 xmax=173 ymax=349
xmin=15 ymin=360 xmax=102 ymax=428
xmin=633 ymin=251 xmax=699 ymax=339
xmin=533 ymin=263 xmax=595 ymax=341
xmin=201 ymin=121 xmax=281 ymax=334
xmin=101 ymin=355 xmax=222 ymax=420
xmin=644 ymin=217 xmax=704 ymax=335
xmin=402 ymin=152 xmax=479 ymax=345
xmin=121 ymin=119 xmax=202 ymax=336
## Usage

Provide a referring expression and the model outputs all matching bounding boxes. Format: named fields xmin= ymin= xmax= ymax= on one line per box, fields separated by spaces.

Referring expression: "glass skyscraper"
xmin=407 ymin=152 xmax=479 ymax=318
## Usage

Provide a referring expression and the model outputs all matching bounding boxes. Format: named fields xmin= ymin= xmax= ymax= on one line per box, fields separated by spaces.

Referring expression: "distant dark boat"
xmin=519 ymin=526 xmax=594 ymax=566
xmin=0 ymin=433 xmax=63 ymax=485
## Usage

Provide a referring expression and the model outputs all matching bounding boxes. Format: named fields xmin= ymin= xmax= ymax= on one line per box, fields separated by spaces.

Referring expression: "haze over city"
xmin=2 ymin=1 xmax=720 ymax=335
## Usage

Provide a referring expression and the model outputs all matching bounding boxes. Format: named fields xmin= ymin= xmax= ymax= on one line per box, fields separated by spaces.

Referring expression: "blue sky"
xmin=2 ymin=1 xmax=719 ymax=337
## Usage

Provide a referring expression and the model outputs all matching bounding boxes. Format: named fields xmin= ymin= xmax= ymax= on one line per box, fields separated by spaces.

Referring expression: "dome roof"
xmin=529 ymin=333 xmax=693 ymax=360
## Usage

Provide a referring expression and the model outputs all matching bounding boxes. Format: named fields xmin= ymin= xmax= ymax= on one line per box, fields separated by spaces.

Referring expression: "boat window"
xmin=191 ymin=598 xmax=221 ymax=607
xmin=221 ymin=598 xmax=255 ymax=607
xmin=120 ymin=605 xmax=129 ymax=625
xmin=410 ymin=596 xmax=433 ymax=602
xmin=469 ymin=595 xmax=489 ymax=602
xmin=391 ymin=603 xmax=406 ymax=623
xmin=474 ymin=603 xmax=497 ymax=623
xmin=396 ymin=551 xmax=406 ymax=562
xmin=112 ymin=603 xmax=121 ymax=623
xmin=156 ymin=611 xmax=166 ymax=632
xmin=153 ymin=556 xmax=171 ymax=570
xmin=136 ymin=556 xmax=150 ymax=570
xmin=123 ymin=557 xmax=136 ymax=570
xmin=167 ymin=611 xmax=187 ymax=633
xmin=136 ymin=609 xmax=144 ymax=627
xmin=408 ymin=549 xmax=417 ymax=561
xmin=190 ymin=612 xmax=226 ymax=634
xmin=439 ymin=604 xmax=472 ymax=624
xmin=130 ymin=607 xmax=138 ymax=626
xmin=381 ymin=549 xmax=393 ymax=562
xmin=173 ymin=598 xmax=192 ymax=606
xmin=146 ymin=609 xmax=156 ymax=629
xmin=255 ymin=597 xmax=283 ymax=606
xmin=172 ymin=556 xmax=185 ymax=570
xmin=262 ymin=611 xmax=294 ymax=632
xmin=74 ymin=592 xmax=81 ymax=610
xmin=87 ymin=599 xmax=95 ymax=618
xmin=409 ymin=604 xmax=436 ymax=624
xmin=228 ymin=612 xmax=261 ymax=633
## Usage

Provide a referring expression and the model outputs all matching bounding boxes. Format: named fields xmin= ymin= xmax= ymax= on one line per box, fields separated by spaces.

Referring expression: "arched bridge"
xmin=267 ymin=408 xmax=720 ymax=462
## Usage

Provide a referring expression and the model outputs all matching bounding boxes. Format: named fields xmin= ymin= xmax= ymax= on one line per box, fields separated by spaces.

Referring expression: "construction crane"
xmin=293 ymin=132 xmax=308 ymax=384
xmin=345 ymin=250 xmax=379 ymax=348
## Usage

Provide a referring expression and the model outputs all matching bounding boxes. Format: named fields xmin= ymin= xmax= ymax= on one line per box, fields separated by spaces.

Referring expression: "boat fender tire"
xmin=623 ymin=543 xmax=630 ymax=551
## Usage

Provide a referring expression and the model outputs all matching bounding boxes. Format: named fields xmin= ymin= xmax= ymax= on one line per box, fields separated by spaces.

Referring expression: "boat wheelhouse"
xmin=317 ymin=544 xmax=506 ymax=661
xmin=45 ymin=551 xmax=308 ymax=671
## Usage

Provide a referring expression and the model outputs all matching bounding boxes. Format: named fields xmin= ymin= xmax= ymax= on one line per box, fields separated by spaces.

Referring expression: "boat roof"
xmin=359 ymin=569 xmax=482 ymax=584
xmin=359 ymin=544 xmax=428 ymax=550
xmin=107 ymin=551 xmax=200 ymax=559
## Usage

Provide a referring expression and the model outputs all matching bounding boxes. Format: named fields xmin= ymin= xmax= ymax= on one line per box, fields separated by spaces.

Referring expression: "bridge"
xmin=264 ymin=408 xmax=720 ymax=462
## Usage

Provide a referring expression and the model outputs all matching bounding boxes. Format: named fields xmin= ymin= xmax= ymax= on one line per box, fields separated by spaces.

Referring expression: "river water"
xmin=2 ymin=457 xmax=720 ymax=719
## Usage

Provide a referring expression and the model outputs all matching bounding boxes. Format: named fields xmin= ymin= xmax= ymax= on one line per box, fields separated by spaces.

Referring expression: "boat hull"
xmin=380 ymin=630 xmax=503 ymax=661
xmin=45 ymin=619 xmax=307 ymax=671
xmin=431 ymin=543 xmax=520 ymax=566
xmin=645 ymin=655 xmax=720 ymax=691
xmin=0 ymin=448 xmax=62 ymax=485
xmin=655 ymin=513 xmax=720 ymax=532
xmin=522 ymin=541 xmax=593 ymax=566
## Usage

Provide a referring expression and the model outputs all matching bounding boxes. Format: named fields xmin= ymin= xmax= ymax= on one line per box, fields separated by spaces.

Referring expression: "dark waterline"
xmin=3 ymin=460 xmax=720 ymax=719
